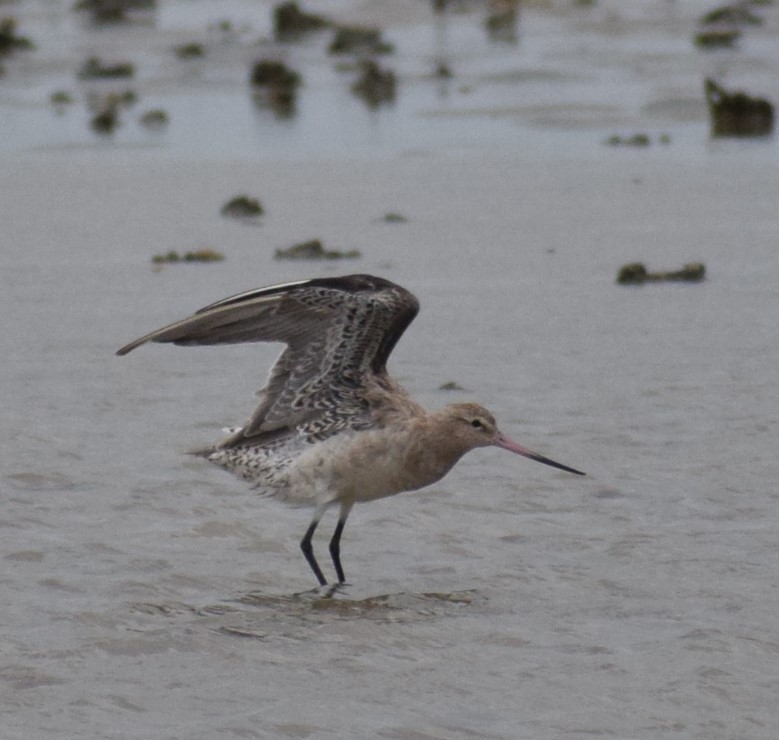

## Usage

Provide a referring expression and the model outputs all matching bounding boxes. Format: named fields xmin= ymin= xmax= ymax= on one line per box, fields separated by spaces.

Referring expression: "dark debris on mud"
xmin=233 ymin=589 xmax=485 ymax=625
xmin=128 ymin=589 xmax=486 ymax=640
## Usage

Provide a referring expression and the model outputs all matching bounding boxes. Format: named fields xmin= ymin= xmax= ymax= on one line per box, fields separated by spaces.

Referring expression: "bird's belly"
xmin=280 ymin=431 xmax=411 ymax=505
xmin=205 ymin=426 xmax=450 ymax=508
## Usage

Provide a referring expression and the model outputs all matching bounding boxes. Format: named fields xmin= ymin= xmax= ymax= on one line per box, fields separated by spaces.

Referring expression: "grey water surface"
xmin=2 ymin=1 xmax=779 ymax=738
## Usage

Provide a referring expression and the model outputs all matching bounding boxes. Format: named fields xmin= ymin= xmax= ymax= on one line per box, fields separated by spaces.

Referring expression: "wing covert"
xmin=116 ymin=274 xmax=420 ymax=442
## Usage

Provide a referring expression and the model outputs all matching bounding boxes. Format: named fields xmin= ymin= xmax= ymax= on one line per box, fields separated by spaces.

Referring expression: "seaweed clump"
xmin=485 ymin=0 xmax=520 ymax=43
xmin=617 ymin=262 xmax=706 ymax=285
xmin=705 ymin=78 xmax=774 ymax=137
xmin=221 ymin=196 xmax=264 ymax=220
xmin=274 ymin=239 xmax=361 ymax=260
xmin=50 ymin=90 xmax=75 ymax=112
xmin=273 ymin=2 xmax=329 ymax=41
xmin=250 ymin=60 xmax=301 ymax=117
xmin=139 ymin=108 xmax=169 ymax=128
xmin=694 ymin=26 xmax=741 ymax=48
xmin=152 ymin=249 xmax=225 ymax=264
xmin=87 ymin=91 xmax=137 ymax=135
xmin=90 ymin=99 xmax=121 ymax=134
xmin=351 ymin=60 xmax=396 ymax=109
xmin=250 ymin=60 xmax=301 ymax=89
xmin=78 ymin=56 xmax=135 ymax=79
xmin=699 ymin=4 xmax=763 ymax=26
xmin=381 ymin=212 xmax=407 ymax=223
xmin=74 ymin=0 xmax=156 ymax=24
xmin=604 ymin=133 xmax=651 ymax=147
xmin=604 ymin=132 xmax=671 ymax=147
xmin=694 ymin=3 xmax=765 ymax=49
xmin=439 ymin=381 xmax=465 ymax=391
xmin=174 ymin=42 xmax=205 ymax=60
xmin=328 ymin=26 xmax=393 ymax=55
xmin=0 ymin=17 xmax=35 ymax=56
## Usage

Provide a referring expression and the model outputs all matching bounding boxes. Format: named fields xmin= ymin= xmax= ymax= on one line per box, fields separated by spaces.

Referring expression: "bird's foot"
xmin=318 ymin=582 xmax=351 ymax=599
xmin=292 ymin=582 xmax=349 ymax=599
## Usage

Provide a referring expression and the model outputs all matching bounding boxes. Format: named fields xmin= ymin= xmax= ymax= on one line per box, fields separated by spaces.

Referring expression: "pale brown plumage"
xmin=117 ymin=274 xmax=584 ymax=586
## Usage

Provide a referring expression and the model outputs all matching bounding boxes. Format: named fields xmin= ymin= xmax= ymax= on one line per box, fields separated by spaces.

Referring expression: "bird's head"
xmin=441 ymin=402 xmax=585 ymax=476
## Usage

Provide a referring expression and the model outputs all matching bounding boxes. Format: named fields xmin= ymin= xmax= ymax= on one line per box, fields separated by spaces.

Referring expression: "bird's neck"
xmin=396 ymin=413 xmax=473 ymax=493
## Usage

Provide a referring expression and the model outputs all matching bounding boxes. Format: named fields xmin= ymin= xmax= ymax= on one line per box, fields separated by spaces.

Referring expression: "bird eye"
xmin=470 ymin=418 xmax=483 ymax=429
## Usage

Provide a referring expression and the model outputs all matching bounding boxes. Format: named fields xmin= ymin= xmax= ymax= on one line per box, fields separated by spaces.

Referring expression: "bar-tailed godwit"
xmin=118 ymin=274 xmax=584 ymax=586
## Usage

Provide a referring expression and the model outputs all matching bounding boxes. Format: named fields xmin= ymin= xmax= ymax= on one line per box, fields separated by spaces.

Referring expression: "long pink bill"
xmin=494 ymin=434 xmax=585 ymax=476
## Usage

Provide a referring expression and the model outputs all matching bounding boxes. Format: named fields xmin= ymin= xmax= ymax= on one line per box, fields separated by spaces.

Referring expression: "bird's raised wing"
xmin=117 ymin=274 xmax=419 ymax=440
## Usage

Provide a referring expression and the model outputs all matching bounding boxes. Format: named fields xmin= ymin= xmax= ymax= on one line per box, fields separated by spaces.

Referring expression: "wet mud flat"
xmin=2 ymin=1 xmax=779 ymax=739
xmin=3 ymin=0 xmax=777 ymax=155
xmin=131 ymin=588 xmax=487 ymax=639
xmin=4 ymin=146 xmax=779 ymax=739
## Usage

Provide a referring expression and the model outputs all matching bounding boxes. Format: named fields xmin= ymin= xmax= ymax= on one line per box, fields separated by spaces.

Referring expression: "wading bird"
xmin=117 ymin=274 xmax=584 ymax=586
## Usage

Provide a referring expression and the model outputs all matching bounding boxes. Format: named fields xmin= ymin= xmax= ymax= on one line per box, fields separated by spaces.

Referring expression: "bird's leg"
xmin=329 ymin=521 xmax=346 ymax=584
xmin=300 ymin=506 xmax=329 ymax=586
xmin=329 ymin=503 xmax=353 ymax=585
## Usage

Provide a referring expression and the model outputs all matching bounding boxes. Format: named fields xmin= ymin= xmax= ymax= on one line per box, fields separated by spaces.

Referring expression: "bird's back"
xmin=118 ymin=274 xmax=421 ymax=498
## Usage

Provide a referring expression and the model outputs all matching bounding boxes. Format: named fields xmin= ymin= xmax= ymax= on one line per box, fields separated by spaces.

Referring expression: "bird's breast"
xmin=294 ymin=423 xmax=463 ymax=504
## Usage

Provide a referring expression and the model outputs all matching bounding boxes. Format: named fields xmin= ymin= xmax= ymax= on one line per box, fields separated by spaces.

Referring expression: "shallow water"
xmin=6 ymin=0 xmax=778 ymax=158
xmin=3 ymin=1 xmax=779 ymax=739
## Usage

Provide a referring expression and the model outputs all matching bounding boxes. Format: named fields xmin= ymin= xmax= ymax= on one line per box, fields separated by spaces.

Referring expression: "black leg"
xmin=329 ymin=504 xmax=352 ymax=585
xmin=329 ymin=518 xmax=347 ymax=584
xmin=301 ymin=519 xmax=327 ymax=586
